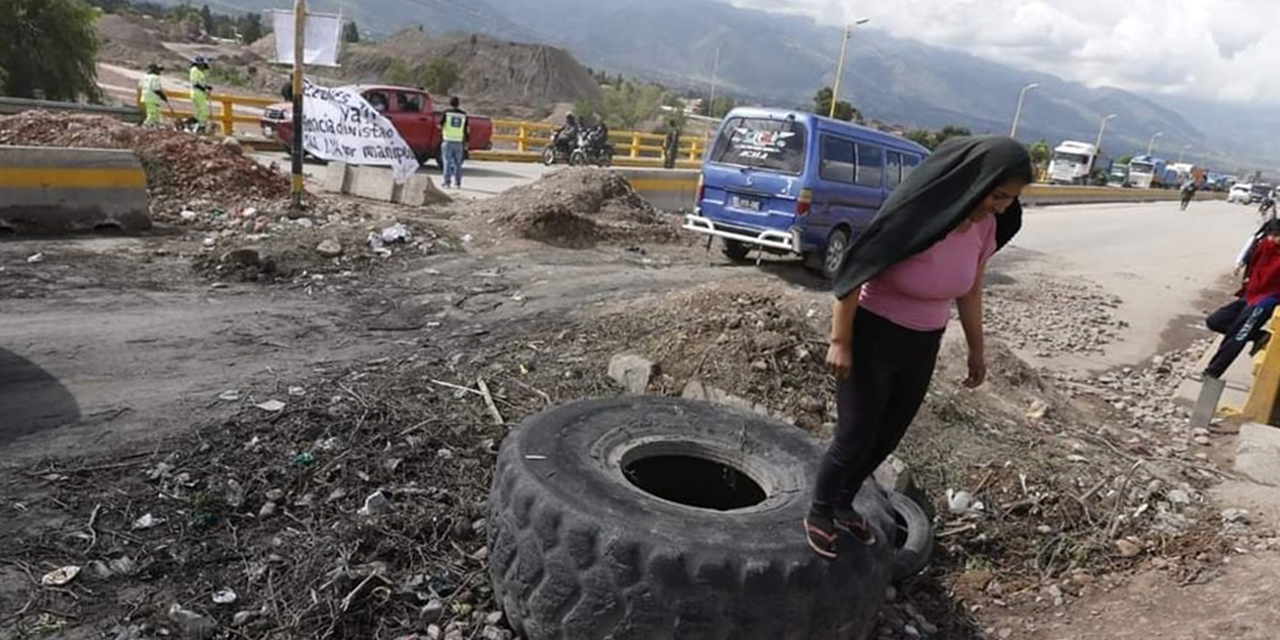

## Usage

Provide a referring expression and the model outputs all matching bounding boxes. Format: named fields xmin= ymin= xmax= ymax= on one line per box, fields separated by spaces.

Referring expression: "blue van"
xmin=685 ymin=107 xmax=929 ymax=278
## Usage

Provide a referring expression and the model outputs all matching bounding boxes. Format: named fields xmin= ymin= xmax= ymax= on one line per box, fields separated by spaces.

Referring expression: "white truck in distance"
xmin=1047 ymin=141 xmax=1098 ymax=185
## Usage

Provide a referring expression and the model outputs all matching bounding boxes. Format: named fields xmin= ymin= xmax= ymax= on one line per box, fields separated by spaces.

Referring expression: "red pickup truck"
xmin=260 ymin=84 xmax=494 ymax=167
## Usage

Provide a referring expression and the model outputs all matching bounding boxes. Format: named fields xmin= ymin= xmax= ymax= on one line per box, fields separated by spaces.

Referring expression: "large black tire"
xmin=887 ymin=493 xmax=933 ymax=582
xmin=488 ymin=397 xmax=899 ymax=640
xmin=721 ymin=239 xmax=752 ymax=262
xmin=822 ymin=227 xmax=852 ymax=280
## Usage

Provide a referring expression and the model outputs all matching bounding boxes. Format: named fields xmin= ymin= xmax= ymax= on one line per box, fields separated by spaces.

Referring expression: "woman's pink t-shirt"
xmin=858 ymin=216 xmax=996 ymax=331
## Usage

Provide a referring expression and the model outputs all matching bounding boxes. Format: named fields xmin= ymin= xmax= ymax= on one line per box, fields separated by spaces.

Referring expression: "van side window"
xmin=820 ymin=136 xmax=855 ymax=183
xmin=856 ymin=143 xmax=884 ymax=188
xmin=902 ymin=153 xmax=922 ymax=180
xmin=886 ymin=151 xmax=904 ymax=190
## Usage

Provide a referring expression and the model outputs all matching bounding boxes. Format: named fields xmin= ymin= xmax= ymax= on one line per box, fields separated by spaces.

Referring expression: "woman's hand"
xmin=827 ymin=340 xmax=853 ymax=378
xmin=964 ymin=349 xmax=986 ymax=388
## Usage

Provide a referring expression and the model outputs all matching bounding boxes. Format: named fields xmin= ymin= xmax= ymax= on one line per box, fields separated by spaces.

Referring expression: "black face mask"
xmin=832 ymin=135 xmax=1034 ymax=300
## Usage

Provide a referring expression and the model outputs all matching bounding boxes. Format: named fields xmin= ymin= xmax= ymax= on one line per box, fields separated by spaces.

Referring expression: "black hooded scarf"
xmin=832 ymin=136 xmax=1034 ymax=300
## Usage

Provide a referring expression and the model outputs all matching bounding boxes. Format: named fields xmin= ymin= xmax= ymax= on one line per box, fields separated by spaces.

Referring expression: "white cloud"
xmin=723 ymin=0 xmax=1280 ymax=104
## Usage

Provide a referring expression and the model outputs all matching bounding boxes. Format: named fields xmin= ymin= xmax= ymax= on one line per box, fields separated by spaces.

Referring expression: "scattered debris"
xmin=255 ymin=399 xmax=286 ymax=413
xmin=167 ymin=603 xmax=216 ymax=638
xmin=212 ymin=588 xmax=237 ymax=605
xmin=26 ymin=252 xmax=44 ymax=264
xmin=131 ymin=513 xmax=161 ymax=530
xmin=357 ymin=490 xmax=393 ymax=516
xmin=40 ymin=565 xmax=80 ymax=586
xmin=316 ymin=239 xmax=344 ymax=258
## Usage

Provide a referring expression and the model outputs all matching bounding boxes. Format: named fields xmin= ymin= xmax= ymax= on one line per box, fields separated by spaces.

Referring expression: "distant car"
xmin=1250 ymin=183 xmax=1273 ymax=204
xmin=1228 ymin=183 xmax=1252 ymax=204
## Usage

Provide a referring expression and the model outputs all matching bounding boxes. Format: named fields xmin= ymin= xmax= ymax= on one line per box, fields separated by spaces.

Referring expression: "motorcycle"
xmin=570 ymin=125 xmax=613 ymax=167
xmin=541 ymin=126 xmax=579 ymax=166
xmin=1260 ymin=196 xmax=1277 ymax=218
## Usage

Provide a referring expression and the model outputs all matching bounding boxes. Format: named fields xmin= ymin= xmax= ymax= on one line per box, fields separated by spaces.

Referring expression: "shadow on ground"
xmin=0 ymin=347 xmax=80 ymax=447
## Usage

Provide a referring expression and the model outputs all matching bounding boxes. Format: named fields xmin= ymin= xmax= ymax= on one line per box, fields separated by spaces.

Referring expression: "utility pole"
xmin=707 ymin=46 xmax=720 ymax=119
xmin=829 ymin=18 xmax=869 ymax=119
xmin=1009 ymin=82 xmax=1039 ymax=138
xmin=1147 ymin=131 xmax=1164 ymax=156
xmin=1091 ymin=114 xmax=1116 ymax=175
xmin=289 ymin=0 xmax=307 ymax=211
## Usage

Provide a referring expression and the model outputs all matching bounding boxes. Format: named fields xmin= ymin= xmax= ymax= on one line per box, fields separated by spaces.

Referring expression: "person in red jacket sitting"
xmin=1204 ymin=218 xmax=1280 ymax=379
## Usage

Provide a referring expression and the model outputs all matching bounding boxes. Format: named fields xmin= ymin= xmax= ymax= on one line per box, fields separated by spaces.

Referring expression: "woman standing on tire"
xmin=805 ymin=136 xmax=1034 ymax=558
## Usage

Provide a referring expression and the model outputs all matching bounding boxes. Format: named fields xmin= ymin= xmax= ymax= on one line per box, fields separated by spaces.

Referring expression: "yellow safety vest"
xmin=139 ymin=73 xmax=162 ymax=105
xmin=442 ymin=111 xmax=467 ymax=143
xmin=190 ymin=66 xmax=207 ymax=93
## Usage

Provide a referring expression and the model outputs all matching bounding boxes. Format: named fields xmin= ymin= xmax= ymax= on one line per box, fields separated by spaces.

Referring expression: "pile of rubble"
xmin=192 ymin=213 xmax=453 ymax=284
xmin=585 ymin=281 xmax=833 ymax=430
xmin=984 ymin=275 xmax=1127 ymax=357
xmin=0 ymin=111 xmax=291 ymax=220
xmin=462 ymin=167 xmax=680 ymax=247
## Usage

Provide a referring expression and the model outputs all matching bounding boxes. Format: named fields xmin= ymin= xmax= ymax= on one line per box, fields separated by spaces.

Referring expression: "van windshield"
xmin=710 ymin=117 xmax=808 ymax=175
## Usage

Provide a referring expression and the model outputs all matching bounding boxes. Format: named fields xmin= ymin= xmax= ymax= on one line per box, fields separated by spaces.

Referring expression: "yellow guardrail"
xmin=136 ymin=88 xmax=279 ymax=134
xmin=489 ymin=118 xmax=708 ymax=162
xmin=1241 ymin=312 xmax=1280 ymax=424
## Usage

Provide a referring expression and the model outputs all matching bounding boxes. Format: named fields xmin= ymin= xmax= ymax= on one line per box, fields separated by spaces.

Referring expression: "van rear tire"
xmin=722 ymin=239 xmax=752 ymax=263
xmin=822 ymin=228 xmax=851 ymax=280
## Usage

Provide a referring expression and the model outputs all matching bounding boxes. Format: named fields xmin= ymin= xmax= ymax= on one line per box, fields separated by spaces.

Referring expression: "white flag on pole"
xmin=271 ymin=10 xmax=343 ymax=67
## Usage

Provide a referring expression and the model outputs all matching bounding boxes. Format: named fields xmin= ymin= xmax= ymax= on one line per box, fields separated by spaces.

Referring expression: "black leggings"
xmin=812 ymin=309 xmax=942 ymax=515
xmin=1204 ymin=298 xmax=1277 ymax=378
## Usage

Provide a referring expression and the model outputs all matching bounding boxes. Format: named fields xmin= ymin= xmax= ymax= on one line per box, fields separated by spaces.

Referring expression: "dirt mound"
xmin=96 ymin=13 xmax=194 ymax=68
xmin=464 ymin=167 xmax=680 ymax=247
xmin=340 ymin=30 xmax=602 ymax=106
xmin=0 ymin=112 xmax=291 ymax=221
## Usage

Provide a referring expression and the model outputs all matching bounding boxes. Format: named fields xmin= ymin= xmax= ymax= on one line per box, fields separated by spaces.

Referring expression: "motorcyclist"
xmin=1180 ymin=179 xmax=1197 ymax=211
xmin=1261 ymin=193 xmax=1277 ymax=217
xmin=554 ymin=113 xmax=580 ymax=152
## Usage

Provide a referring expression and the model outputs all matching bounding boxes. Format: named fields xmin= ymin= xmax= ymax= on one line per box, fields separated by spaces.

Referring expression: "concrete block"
xmin=313 ymin=161 xmax=349 ymax=194
xmin=615 ymin=168 xmax=700 ymax=212
xmin=0 ymin=145 xmax=151 ymax=233
xmin=874 ymin=454 xmax=915 ymax=494
xmin=347 ymin=165 xmax=396 ymax=202
xmin=608 ymin=353 xmax=656 ymax=394
xmin=398 ymin=173 xmax=452 ymax=207
xmin=1235 ymin=422 xmax=1280 ymax=486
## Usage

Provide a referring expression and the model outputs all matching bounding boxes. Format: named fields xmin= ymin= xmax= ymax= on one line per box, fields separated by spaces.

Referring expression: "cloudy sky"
xmin=725 ymin=0 xmax=1280 ymax=105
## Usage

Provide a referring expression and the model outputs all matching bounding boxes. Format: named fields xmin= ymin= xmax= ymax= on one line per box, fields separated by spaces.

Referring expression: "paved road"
xmin=250 ymin=152 xmax=558 ymax=201
xmin=996 ymin=199 xmax=1260 ymax=371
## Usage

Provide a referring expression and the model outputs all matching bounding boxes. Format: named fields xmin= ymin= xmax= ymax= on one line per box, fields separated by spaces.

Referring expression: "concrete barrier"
xmin=1021 ymin=184 xmax=1223 ymax=206
xmin=615 ymin=168 xmax=701 ymax=211
xmin=313 ymin=162 xmax=451 ymax=207
xmin=0 ymin=145 xmax=152 ymax=233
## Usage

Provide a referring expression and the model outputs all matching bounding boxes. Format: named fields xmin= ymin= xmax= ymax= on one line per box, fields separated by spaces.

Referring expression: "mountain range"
xmin=156 ymin=0 xmax=1278 ymax=172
